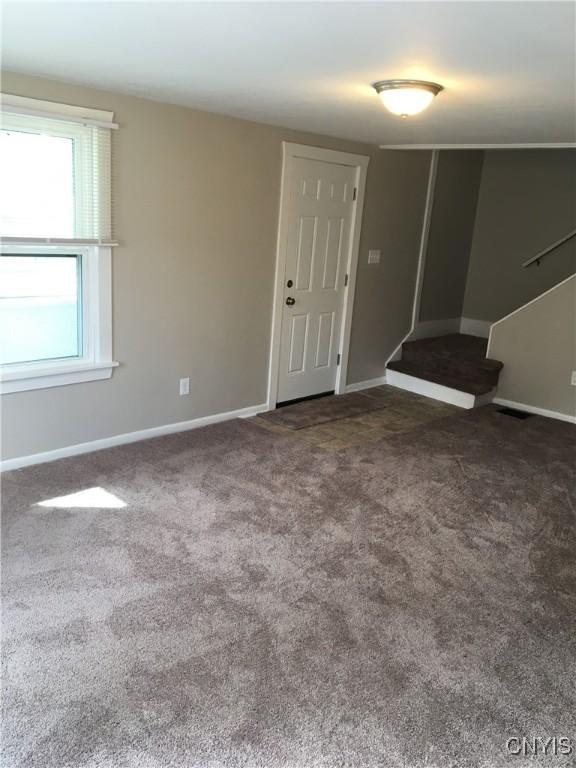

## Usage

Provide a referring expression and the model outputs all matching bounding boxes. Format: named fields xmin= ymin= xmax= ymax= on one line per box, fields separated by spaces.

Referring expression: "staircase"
xmin=386 ymin=334 xmax=504 ymax=409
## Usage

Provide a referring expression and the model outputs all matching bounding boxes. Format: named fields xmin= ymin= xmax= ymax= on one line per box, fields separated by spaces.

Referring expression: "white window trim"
xmin=0 ymin=244 xmax=118 ymax=394
xmin=1 ymin=93 xmax=118 ymax=129
xmin=1 ymin=109 xmax=113 ymax=242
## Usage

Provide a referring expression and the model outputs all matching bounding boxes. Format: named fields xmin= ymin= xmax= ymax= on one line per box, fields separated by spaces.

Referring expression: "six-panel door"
xmin=277 ymin=157 xmax=356 ymax=403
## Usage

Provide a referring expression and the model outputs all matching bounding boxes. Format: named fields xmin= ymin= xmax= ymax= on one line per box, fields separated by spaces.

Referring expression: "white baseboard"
xmin=1 ymin=402 xmax=269 ymax=472
xmin=386 ymin=369 xmax=493 ymax=409
xmin=459 ymin=317 xmax=491 ymax=338
xmin=386 ymin=329 xmax=413 ymax=364
xmin=410 ymin=317 xmax=492 ymax=342
xmin=492 ymin=398 xmax=576 ymax=424
xmin=345 ymin=375 xmax=387 ymax=393
xmin=409 ymin=318 xmax=461 ymax=341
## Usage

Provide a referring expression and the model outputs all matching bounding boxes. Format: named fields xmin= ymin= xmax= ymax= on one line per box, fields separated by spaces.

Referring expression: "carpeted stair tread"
xmin=387 ymin=360 xmax=495 ymax=395
xmin=411 ymin=355 xmax=502 ymax=387
xmin=386 ymin=333 xmax=504 ymax=398
xmin=402 ymin=334 xmax=503 ymax=372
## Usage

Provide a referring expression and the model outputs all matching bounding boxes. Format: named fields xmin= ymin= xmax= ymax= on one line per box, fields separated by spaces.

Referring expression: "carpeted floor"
xmin=2 ymin=389 xmax=575 ymax=768
xmin=258 ymin=391 xmax=387 ymax=430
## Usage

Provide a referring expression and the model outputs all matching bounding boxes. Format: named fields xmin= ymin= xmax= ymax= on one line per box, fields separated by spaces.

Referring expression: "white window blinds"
xmin=0 ymin=96 xmax=116 ymax=243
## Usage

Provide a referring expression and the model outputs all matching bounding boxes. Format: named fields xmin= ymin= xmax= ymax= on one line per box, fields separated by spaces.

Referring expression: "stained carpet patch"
xmin=258 ymin=391 xmax=387 ymax=429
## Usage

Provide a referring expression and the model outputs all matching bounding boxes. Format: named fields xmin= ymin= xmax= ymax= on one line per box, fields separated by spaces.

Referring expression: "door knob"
xmin=286 ymin=297 xmax=295 ymax=306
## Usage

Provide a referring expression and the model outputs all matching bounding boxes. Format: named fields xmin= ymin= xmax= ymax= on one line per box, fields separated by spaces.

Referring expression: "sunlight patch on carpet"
xmin=36 ymin=487 xmax=127 ymax=509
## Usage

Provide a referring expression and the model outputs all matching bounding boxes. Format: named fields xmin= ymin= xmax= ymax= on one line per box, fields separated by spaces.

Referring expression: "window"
xmin=0 ymin=255 xmax=81 ymax=365
xmin=0 ymin=95 xmax=118 ymax=393
xmin=1 ymin=130 xmax=75 ymax=238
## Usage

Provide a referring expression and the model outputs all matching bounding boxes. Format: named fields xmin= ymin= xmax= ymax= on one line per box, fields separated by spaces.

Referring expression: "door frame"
xmin=266 ymin=142 xmax=370 ymax=410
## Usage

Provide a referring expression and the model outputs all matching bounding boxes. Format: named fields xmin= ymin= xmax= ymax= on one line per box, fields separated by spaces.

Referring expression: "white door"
xmin=277 ymin=157 xmax=357 ymax=403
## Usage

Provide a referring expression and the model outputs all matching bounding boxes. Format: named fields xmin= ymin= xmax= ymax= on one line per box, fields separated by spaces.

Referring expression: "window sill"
xmin=0 ymin=361 xmax=119 ymax=394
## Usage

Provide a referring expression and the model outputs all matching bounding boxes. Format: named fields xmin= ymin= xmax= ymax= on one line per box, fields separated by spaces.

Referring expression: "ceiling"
xmin=2 ymin=1 xmax=575 ymax=147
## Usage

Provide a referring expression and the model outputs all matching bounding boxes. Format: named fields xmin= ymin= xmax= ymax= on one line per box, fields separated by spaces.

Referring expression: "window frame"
xmin=0 ymin=244 xmax=117 ymax=394
xmin=0 ymin=94 xmax=118 ymax=393
xmin=1 ymin=115 xmax=88 ymax=239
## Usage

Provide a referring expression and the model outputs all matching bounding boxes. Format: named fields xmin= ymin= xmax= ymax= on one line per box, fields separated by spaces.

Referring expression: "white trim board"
xmin=380 ymin=143 xmax=576 ymax=150
xmin=489 ymin=273 xmax=576 ymax=330
xmin=1 ymin=93 xmax=118 ymax=129
xmin=1 ymin=238 xmax=119 ymax=247
xmin=409 ymin=318 xmax=461 ymax=340
xmin=384 ymin=151 xmax=439 ymax=366
xmin=459 ymin=317 xmax=491 ymax=338
xmin=408 ymin=317 xmax=491 ymax=341
xmin=1 ymin=361 xmax=118 ymax=394
xmin=386 ymin=369 xmax=494 ymax=409
xmin=1 ymin=402 xmax=269 ymax=472
xmin=492 ymin=398 xmax=576 ymax=425
xmin=266 ymin=142 xmax=369 ymax=410
xmin=410 ymin=150 xmax=439 ymax=332
xmin=386 ymin=332 xmax=412 ymax=363
xmin=344 ymin=375 xmax=387 ymax=393
xmin=487 ymin=273 xmax=576 ymax=357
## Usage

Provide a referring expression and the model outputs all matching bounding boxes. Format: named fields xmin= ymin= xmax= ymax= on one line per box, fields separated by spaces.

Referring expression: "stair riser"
xmin=386 ymin=370 xmax=495 ymax=409
xmin=387 ymin=360 xmax=497 ymax=395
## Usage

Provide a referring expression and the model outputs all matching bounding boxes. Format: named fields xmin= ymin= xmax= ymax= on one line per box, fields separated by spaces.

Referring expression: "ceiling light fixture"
xmin=372 ymin=79 xmax=444 ymax=118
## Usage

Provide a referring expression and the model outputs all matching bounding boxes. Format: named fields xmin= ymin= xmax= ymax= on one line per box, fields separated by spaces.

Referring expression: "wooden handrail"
xmin=522 ymin=228 xmax=576 ymax=268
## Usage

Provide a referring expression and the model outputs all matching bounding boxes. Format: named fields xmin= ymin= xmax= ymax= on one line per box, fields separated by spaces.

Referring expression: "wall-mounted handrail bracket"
xmin=522 ymin=228 xmax=576 ymax=268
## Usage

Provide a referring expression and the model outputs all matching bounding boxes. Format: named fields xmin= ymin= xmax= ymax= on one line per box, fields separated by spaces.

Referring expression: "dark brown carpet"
xmin=387 ymin=334 xmax=504 ymax=395
xmin=2 ymin=394 xmax=575 ymax=768
xmin=259 ymin=391 xmax=387 ymax=429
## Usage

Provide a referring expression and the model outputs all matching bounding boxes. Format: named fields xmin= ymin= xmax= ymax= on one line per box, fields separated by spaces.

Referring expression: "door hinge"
xmin=344 ymin=273 xmax=349 ymax=287
xmin=352 ymin=187 xmax=357 ymax=201
xmin=337 ymin=353 xmax=341 ymax=366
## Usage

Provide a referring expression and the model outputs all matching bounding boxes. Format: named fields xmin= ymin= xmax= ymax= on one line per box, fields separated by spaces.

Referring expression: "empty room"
xmin=1 ymin=2 xmax=575 ymax=767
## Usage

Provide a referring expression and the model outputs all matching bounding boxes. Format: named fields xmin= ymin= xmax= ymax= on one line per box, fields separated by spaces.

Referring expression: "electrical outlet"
xmin=571 ymin=371 xmax=576 ymax=386
xmin=368 ymin=249 xmax=381 ymax=264
xmin=179 ymin=377 xmax=190 ymax=396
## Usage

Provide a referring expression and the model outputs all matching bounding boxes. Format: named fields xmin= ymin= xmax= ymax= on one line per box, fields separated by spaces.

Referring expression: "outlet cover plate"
xmin=368 ymin=249 xmax=381 ymax=264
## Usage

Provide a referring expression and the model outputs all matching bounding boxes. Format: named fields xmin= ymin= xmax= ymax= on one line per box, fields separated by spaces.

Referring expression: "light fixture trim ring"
xmin=372 ymin=79 xmax=444 ymax=96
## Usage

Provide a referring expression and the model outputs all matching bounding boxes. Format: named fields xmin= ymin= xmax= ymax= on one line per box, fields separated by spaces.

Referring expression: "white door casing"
xmin=268 ymin=143 xmax=369 ymax=408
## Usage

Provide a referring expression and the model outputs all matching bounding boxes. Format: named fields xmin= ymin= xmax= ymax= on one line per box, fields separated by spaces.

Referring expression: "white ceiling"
xmin=2 ymin=1 xmax=575 ymax=147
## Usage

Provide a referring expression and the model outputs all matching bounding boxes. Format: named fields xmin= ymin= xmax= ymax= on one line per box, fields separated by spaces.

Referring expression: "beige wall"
xmin=349 ymin=149 xmax=432 ymax=379
xmin=0 ymin=71 xmax=431 ymax=461
xmin=419 ymin=151 xmax=483 ymax=322
xmin=463 ymin=149 xmax=576 ymax=322
xmin=488 ymin=275 xmax=576 ymax=417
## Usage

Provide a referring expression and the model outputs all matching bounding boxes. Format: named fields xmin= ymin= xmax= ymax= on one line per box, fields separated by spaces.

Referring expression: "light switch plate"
xmin=571 ymin=371 xmax=576 ymax=386
xmin=368 ymin=250 xmax=381 ymax=264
